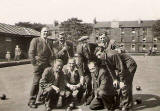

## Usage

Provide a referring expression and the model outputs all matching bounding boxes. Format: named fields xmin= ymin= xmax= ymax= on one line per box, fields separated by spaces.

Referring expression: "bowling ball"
xmin=135 ymin=98 xmax=142 ymax=104
xmin=1 ymin=94 xmax=6 ymax=100
xmin=136 ymin=86 xmax=141 ymax=91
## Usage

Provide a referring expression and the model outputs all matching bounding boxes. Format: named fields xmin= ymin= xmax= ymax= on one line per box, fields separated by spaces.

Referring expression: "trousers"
xmin=29 ymin=63 xmax=49 ymax=102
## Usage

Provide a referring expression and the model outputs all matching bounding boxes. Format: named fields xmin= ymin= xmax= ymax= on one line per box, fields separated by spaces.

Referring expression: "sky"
xmin=0 ymin=0 xmax=160 ymax=25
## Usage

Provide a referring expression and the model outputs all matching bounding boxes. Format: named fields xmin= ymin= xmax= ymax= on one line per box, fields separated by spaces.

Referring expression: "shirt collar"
xmin=67 ymin=66 xmax=78 ymax=73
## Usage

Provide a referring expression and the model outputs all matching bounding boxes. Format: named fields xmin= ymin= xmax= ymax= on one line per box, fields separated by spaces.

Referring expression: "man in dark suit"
xmin=52 ymin=32 xmax=74 ymax=65
xmin=28 ymin=26 xmax=54 ymax=108
xmin=76 ymin=36 xmax=98 ymax=104
xmin=95 ymin=34 xmax=137 ymax=111
xmin=88 ymin=62 xmax=115 ymax=110
xmin=39 ymin=59 xmax=66 ymax=111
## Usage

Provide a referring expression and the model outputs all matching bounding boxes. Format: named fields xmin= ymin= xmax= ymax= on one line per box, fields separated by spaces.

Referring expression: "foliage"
xmin=15 ymin=22 xmax=45 ymax=32
xmin=60 ymin=18 xmax=93 ymax=42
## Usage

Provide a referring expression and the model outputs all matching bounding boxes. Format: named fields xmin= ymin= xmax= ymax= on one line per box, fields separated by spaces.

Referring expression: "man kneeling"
xmin=39 ymin=59 xmax=65 ymax=111
xmin=88 ymin=62 xmax=115 ymax=110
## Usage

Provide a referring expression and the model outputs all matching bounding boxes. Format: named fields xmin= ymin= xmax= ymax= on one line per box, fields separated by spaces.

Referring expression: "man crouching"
xmin=88 ymin=62 xmax=116 ymax=111
xmin=63 ymin=58 xmax=84 ymax=110
xmin=39 ymin=59 xmax=65 ymax=111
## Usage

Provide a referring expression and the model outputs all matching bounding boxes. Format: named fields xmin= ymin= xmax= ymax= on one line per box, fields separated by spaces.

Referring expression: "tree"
xmin=152 ymin=20 xmax=160 ymax=40
xmin=54 ymin=20 xmax=59 ymax=27
xmin=60 ymin=18 xmax=93 ymax=42
xmin=15 ymin=22 xmax=45 ymax=32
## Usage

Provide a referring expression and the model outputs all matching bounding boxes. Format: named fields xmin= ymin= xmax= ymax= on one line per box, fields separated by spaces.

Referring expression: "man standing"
xmin=88 ymin=62 xmax=115 ymax=110
xmin=52 ymin=32 xmax=74 ymax=65
xmin=28 ymin=26 xmax=53 ymax=108
xmin=76 ymin=36 xmax=98 ymax=104
xmin=39 ymin=59 xmax=65 ymax=111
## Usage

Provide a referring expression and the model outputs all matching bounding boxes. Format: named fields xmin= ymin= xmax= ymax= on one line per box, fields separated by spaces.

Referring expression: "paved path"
xmin=0 ymin=56 xmax=160 ymax=111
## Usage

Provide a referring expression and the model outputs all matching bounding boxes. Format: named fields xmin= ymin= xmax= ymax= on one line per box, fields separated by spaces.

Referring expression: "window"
xmin=121 ymin=37 xmax=124 ymax=42
xmin=142 ymin=37 xmax=146 ymax=42
xmin=121 ymin=28 xmax=125 ymax=35
xmin=131 ymin=28 xmax=135 ymax=34
xmin=153 ymin=44 xmax=157 ymax=50
xmin=142 ymin=44 xmax=146 ymax=50
xmin=142 ymin=28 xmax=147 ymax=35
xmin=131 ymin=44 xmax=135 ymax=50
xmin=132 ymin=36 xmax=135 ymax=42
xmin=153 ymin=37 xmax=157 ymax=42
xmin=5 ymin=37 xmax=12 ymax=42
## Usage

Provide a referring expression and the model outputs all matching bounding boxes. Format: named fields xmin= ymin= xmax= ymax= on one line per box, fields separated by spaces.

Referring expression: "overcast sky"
xmin=0 ymin=0 xmax=160 ymax=25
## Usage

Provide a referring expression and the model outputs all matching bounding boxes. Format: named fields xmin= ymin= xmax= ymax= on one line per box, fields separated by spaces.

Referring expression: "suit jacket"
xmin=91 ymin=68 xmax=115 ymax=95
xmin=39 ymin=67 xmax=65 ymax=90
xmin=106 ymin=50 xmax=126 ymax=82
xmin=63 ymin=66 xmax=80 ymax=85
xmin=52 ymin=40 xmax=74 ymax=65
xmin=76 ymin=43 xmax=98 ymax=76
xmin=28 ymin=37 xmax=53 ymax=66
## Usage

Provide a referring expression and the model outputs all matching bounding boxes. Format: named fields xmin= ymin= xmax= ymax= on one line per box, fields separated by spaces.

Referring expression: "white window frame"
xmin=153 ymin=37 xmax=157 ymax=42
xmin=131 ymin=44 xmax=135 ymax=51
xmin=142 ymin=37 xmax=146 ymax=42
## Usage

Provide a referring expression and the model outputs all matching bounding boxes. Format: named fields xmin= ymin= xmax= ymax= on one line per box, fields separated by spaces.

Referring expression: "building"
xmin=0 ymin=23 xmax=40 ymax=59
xmin=93 ymin=20 xmax=160 ymax=53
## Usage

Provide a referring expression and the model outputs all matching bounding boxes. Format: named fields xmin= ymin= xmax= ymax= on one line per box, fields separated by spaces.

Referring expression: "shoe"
xmin=36 ymin=100 xmax=44 ymax=106
xmin=28 ymin=102 xmax=37 ymax=108
xmin=69 ymin=102 xmax=75 ymax=109
xmin=46 ymin=107 xmax=52 ymax=111
xmin=122 ymin=107 xmax=127 ymax=111
xmin=66 ymin=106 xmax=72 ymax=111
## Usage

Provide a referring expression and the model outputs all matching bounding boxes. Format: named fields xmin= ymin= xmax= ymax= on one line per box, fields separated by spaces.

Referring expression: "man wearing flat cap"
xmin=52 ymin=32 xmax=74 ymax=65
xmin=76 ymin=36 xmax=98 ymax=104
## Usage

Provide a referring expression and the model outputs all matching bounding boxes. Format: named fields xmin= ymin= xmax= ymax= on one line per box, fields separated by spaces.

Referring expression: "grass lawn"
xmin=0 ymin=56 xmax=160 ymax=111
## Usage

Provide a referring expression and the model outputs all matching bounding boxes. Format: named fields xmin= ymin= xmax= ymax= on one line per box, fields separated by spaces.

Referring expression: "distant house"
xmin=92 ymin=20 xmax=160 ymax=53
xmin=0 ymin=23 xmax=40 ymax=59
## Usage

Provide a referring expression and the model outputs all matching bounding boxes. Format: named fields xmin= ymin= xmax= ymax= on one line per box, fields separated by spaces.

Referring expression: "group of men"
xmin=27 ymin=26 xmax=137 ymax=111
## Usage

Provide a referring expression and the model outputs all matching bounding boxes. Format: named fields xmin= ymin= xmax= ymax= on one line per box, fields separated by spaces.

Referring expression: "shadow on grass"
xmin=133 ymin=94 xmax=160 ymax=110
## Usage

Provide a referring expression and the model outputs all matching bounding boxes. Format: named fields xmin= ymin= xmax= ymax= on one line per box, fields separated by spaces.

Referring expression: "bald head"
xmin=41 ymin=27 xmax=49 ymax=39
xmin=88 ymin=62 xmax=98 ymax=73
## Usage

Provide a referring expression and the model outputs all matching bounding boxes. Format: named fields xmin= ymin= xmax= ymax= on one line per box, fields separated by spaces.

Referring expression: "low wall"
xmin=0 ymin=59 xmax=31 ymax=68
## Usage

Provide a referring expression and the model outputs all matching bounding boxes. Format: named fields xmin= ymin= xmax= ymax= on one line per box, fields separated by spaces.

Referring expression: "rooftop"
xmin=94 ymin=20 xmax=156 ymax=28
xmin=0 ymin=23 xmax=40 ymax=37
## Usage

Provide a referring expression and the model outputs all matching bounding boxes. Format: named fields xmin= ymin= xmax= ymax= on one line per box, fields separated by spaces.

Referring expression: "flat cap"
xmin=47 ymin=36 xmax=57 ymax=40
xmin=78 ymin=36 xmax=89 ymax=42
xmin=59 ymin=32 xmax=65 ymax=35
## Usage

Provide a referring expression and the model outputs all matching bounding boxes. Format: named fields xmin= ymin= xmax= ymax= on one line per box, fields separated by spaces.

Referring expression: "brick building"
xmin=93 ymin=20 xmax=160 ymax=53
xmin=0 ymin=23 xmax=40 ymax=59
